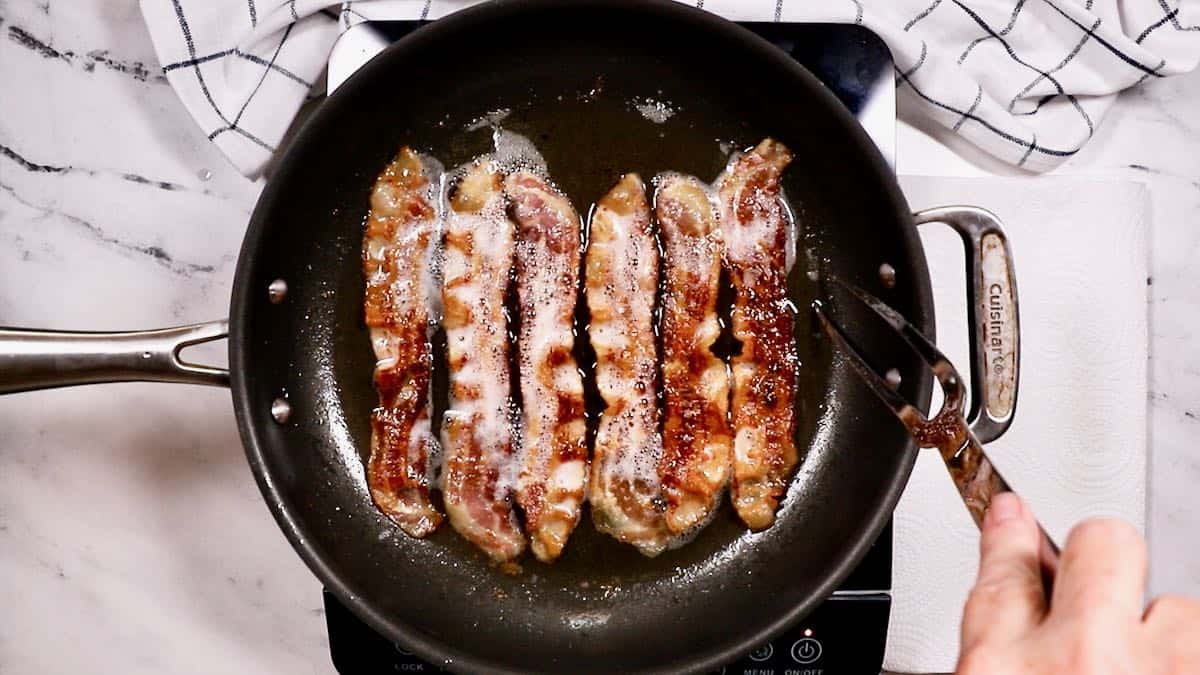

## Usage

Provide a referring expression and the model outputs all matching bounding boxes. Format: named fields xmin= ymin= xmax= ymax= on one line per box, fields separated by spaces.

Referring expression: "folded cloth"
xmin=141 ymin=1 xmax=1200 ymax=178
xmin=886 ymin=175 xmax=1149 ymax=673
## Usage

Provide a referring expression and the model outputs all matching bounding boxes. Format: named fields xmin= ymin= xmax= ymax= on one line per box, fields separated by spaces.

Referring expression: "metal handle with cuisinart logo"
xmin=914 ymin=206 xmax=1020 ymax=444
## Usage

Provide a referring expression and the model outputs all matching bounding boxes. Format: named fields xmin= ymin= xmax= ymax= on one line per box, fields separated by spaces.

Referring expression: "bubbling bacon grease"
xmin=363 ymin=146 xmax=444 ymax=538
xmin=585 ymin=174 xmax=673 ymax=556
xmin=506 ymin=171 xmax=588 ymax=563
xmin=655 ymin=173 xmax=734 ymax=535
xmin=441 ymin=159 xmax=526 ymax=562
xmin=717 ymin=138 xmax=799 ymax=531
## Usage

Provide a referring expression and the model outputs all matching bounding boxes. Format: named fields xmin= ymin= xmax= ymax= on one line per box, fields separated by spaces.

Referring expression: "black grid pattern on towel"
xmin=1136 ymin=0 xmax=1200 ymax=44
xmin=167 ymin=0 xmax=273 ymax=152
xmin=210 ymin=22 xmax=295 ymax=144
xmin=163 ymin=0 xmax=341 ymax=152
xmin=892 ymin=0 xmax=1169 ymax=162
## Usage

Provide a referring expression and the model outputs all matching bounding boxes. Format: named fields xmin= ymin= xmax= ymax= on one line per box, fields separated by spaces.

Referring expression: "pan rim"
xmin=229 ymin=1 xmax=932 ymax=672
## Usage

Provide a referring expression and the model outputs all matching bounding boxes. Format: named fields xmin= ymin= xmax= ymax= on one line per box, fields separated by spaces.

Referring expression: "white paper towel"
xmin=884 ymin=177 xmax=1149 ymax=674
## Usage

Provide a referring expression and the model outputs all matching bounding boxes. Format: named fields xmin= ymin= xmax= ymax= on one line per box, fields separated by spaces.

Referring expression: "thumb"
xmin=960 ymin=492 xmax=1048 ymax=652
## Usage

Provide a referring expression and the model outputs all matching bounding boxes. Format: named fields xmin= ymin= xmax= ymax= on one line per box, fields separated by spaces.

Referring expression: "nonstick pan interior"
xmin=231 ymin=1 xmax=933 ymax=672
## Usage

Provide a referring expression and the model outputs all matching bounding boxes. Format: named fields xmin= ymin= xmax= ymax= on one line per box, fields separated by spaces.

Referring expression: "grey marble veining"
xmin=1 ymin=1 xmax=1198 ymax=674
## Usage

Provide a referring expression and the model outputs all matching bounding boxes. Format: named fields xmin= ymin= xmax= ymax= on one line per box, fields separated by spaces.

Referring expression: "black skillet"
xmin=0 ymin=0 xmax=1022 ymax=672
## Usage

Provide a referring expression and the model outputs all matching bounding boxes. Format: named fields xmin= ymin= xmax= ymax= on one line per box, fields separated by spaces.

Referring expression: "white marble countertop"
xmin=1 ymin=3 xmax=1197 ymax=674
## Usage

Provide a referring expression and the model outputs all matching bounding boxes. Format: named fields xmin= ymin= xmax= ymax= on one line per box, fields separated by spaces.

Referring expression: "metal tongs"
xmin=814 ymin=279 xmax=1060 ymax=578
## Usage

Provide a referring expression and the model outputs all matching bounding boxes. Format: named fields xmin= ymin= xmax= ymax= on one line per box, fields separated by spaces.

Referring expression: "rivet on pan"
xmin=885 ymin=368 xmax=902 ymax=390
xmin=268 ymin=279 xmax=288 ymax=304
xmin=879 ymin=263 xmax=897 ymax=289
xmin=271 ymin=397 xmax=293 ymax=424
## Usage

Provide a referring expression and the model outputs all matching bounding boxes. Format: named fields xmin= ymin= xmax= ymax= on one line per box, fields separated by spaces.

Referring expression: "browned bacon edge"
xmin=719 ymin=138 xmax=799 ymax=531
xmin=586 ymin=173 xmax=672 ymax=556
xmin=441 ymin=159 xmax=526 ymax=562
xmin=363 ymin=146 xmax=444 ymax=538
xmin=507 ymin=171 xmax=588 ymax=563
xmin=655 ymin=172 xmax=735 ymax=536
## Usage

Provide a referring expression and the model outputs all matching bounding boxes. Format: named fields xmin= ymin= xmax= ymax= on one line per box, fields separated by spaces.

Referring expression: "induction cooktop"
xmin=324 ymin=20 xmax=897 ymax=674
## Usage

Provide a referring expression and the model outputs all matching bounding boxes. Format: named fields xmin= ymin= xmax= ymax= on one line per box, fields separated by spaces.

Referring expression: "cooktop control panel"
xmin=712 ymin=595 xmax=891 ymax=675
xmin=325 ymin=590 xmax=889 ymax=674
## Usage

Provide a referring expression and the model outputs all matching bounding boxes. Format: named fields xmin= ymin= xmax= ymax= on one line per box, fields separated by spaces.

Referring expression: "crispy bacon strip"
xmin=717 ymin=138 xmax=798 ymax=531
xmin=441 ymin=160 xmax=526 ymax=562
xmin=507 ymin=171 xmax=588 ymax=563
xmin=655 ymin=173 xmax=734 ymax=535
xmin=363 ymin=146 xmax=444 ymax=538
xmin=585 ymin=174 xmax=671 ymax=556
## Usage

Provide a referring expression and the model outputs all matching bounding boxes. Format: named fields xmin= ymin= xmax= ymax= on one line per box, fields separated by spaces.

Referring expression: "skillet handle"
xmin=914 ymin=206 xmax=1019 ymax=444
xmin=0 ymin=321 xmax=229 ymax=394
xmin=914 ymin=210 xmax=1057 ymax=588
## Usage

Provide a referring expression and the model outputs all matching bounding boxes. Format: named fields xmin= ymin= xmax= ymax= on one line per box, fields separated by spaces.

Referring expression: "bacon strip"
xmin=363 ymin=146 xmax=444 ymax=538
xmin=507 ymin=171 xmax=588 ymax=563
xmin=440 ymin=160 xmax=525 ymax=562
xmin=585 ymin=174 xmax=671 ymax=556
xmin=717 ymin=139 xmax=798 ymax=531
xmin=655 ymin=173 xmax=734 ymax=535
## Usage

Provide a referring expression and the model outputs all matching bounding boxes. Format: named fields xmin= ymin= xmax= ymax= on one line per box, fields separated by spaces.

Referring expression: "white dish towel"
xmin=886 ymin=175 xmax=1149 ymax=673
xmin=139 ymin=0 xmax=1200 ymax=177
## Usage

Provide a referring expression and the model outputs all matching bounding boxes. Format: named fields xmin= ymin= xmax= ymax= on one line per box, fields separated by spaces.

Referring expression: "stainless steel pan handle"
xmin=0 ymin=321 xmax=230 ymax=394
xmin=914 ymin=206 xmax=1020 ymax=444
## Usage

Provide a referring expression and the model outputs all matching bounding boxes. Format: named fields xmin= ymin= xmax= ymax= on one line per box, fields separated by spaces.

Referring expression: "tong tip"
xmin=811 ymin=293 xmax=918 ymax=421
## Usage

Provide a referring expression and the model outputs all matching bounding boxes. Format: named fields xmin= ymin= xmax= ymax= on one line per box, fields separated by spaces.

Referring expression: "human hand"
xmin=957 ymin=492 xmax=1200 ymax=674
